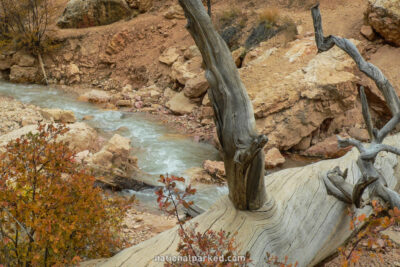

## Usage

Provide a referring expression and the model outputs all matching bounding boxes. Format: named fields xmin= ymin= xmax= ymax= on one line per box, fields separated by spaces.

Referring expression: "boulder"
xmin=65 ymin=63 xmax=80 ymax=84
xmin=0 ymin=125 xmax=38 ymax=149
xmin=57 ymin=0 xmax=131 ymax=29
xmin=184 ymin=45 xmax=201 ymax=60
xmin=183 ymin=74 xmax=209 ymax=98
xmin=163 ymin=87 xmax=177 ymax=100
xmin=0 ymin=123 xmax=98 ymax=153
xmin=186 ymin=167 xmax=217 ymax=185
xmin=170 ymin=60 xmax=196 ymax=85
xmin=202 ymin=94 xmax=211 ymax=106
xmin=302 ymin=135 xmax=352 ymax=159
xmin=199 ymin=106 xmax=214 ymax=119
xmin=116 ymin=99 xmax=132 ymax=107
xmin=366 ymin=0 xmax=400 ymax=46
xmin=89 ymin=134 xmax=140 ymax=189
xmin=0 ymin=98 xmax=44 ymax=135
xmin=163 ymin=5 xmax=185 ymax=20
xmin=60 ymin=122 xmax=100 ymax=152
xmin=40 ymin=108 xmax=76 ymax=123
xmin=79 ymin=90 xmax=112 ymax=103
xmin=264 ymin=147 xmax=285 ymax=169
xmin=103 ymin=134 xmax=131 ymax=156
xmin=126 ymin=0 xmax=153 ymax=13
xmin=166 ymin=92 xmax=197 ymax=115
xmin=203 ymin=160 xmax=226 ymax=180
xmin=0 ymin=55 xmax=12 ymax=70
xmin=12 ymin=51 xmax=36 ymax=67
xmin=348 ymin=127 xmax=370 ymax=142
xmin=9 ymin=65 xmax=39 ymax=83
xmin=360 ymin=25 xmax=376 ymax=41
xmin=159 ymin=47 xmax=180 ymax=66
xmin=241 ymin=38 xmax=361 ymax=151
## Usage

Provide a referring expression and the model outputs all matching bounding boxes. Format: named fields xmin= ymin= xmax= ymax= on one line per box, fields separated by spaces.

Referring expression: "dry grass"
xmin=217 ymin=6 xmax=241 ymax=26
xmin=258 ymin=8 xmax=280 ymax=25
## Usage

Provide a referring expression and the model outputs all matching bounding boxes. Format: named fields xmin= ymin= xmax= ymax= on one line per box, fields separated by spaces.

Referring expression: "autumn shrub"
xmin=339 ymin=200 xmax=400 ymax=266
xmin=0 ymin=124 xmax=131 ymax=266
xmin=156 ymin=175 xmax=251 ymax=266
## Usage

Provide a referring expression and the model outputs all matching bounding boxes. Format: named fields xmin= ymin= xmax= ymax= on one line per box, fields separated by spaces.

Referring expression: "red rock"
xmin=303 ymin=135 xmax=351 ymax=159
xmin=265 ymin=147 xmax=285 ymax=169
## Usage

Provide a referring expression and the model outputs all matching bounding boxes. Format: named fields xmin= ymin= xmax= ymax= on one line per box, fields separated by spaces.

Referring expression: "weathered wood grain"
xmin=97 ymin=134 xmax=400 ymax=267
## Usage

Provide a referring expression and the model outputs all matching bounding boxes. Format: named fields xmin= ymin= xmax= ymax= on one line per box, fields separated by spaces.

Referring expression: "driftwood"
xmin=38 ymin=53 xmax=48 ymax=85
xmin=97 ymin=139 xmax=400 ymax=266
xmin=312 ymin=4 xmax=400 ymax=210
xmin=94 ymin=3 xmax=400 ymax=267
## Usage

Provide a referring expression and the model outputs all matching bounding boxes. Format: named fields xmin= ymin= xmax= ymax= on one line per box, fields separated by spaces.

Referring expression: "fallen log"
xmin=97 ymin=136 xmax=400 ymax=266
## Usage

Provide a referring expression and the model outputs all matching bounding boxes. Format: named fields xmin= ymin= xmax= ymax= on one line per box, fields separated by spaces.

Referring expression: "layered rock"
xmin=126 ymin=0 xmax=153 ymax=13
xmin=264 ymin=147 xmax=285 ymax=169
xmin=9 ymin=66 xmax=39 ymax=83
xmin=57 ymin=0 xmax=131 ymax=29
xmin=366 ymin=0 xmax=400 ymax=46
xmin=0 ymin=97 xmax=44 ymax=135
xmin=79 ymin=89 xmax=112 ymax=103
xmin=166 ymin=91 xmax=197 ymax=115
xmin=40 ymin=108 xmax=76 ymax=123
xmin=240 ymin=38 xmax=362 ymax=151
xmin=0 ymin=122 xmax=99 ymax=153
xmin=88 ymin=134 xmax=143 ymax=189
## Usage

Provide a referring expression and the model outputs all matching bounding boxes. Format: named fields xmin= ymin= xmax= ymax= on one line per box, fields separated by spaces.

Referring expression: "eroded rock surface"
xmin=57 ymin=0 xmax=131 ymax=29
xmin=366 ymin=0 xmax=400 ymax=46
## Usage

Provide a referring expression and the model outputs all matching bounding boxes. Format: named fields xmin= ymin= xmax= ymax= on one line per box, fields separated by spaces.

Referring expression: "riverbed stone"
xmin=79 ymin=89 xmax=112 ymax=103
xmin=40 ymin=108 xmax=76 ymax=123
xmin=166 ymin=92 xmax=197 ymax=115
xmin=183 ymin=74 xmax=209 ymax=98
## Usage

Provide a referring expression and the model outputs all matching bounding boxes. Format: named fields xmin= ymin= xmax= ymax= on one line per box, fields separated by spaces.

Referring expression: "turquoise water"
xmin=0 ymin=82 xmax=227 ymax=211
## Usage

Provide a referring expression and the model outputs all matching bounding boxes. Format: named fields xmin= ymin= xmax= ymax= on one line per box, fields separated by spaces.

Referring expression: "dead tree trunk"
xmin=93 ymin=3 xmax=400 ymax=267
xmin=178 ymin=0 xmax=268 ymax=210
xmin=311 ymin=3 xmax=400 ymax=209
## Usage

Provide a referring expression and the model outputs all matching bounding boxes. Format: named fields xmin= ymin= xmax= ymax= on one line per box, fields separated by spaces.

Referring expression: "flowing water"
xmin=0 ymin=82 xmax=228 ymax=212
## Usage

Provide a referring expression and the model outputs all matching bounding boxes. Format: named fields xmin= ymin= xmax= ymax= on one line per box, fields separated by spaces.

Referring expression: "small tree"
xmin=0 ymin=124 xmax=131 ymax=266
xmin=0 ymin=0 xmax=55 ymax=84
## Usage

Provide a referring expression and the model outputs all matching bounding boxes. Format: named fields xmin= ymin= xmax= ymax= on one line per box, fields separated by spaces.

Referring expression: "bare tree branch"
xmin=312 ymin=4 xmax=400 ymax=210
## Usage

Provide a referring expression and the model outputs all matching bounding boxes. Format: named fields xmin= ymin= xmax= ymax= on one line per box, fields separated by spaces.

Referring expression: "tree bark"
xmin=178 ymin=0 xmax=268 ymax=210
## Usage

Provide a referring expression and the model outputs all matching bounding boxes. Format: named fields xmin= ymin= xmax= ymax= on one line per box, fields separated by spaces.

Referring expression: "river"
xmin=0 ymin=82 xmax=228 ymax=212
